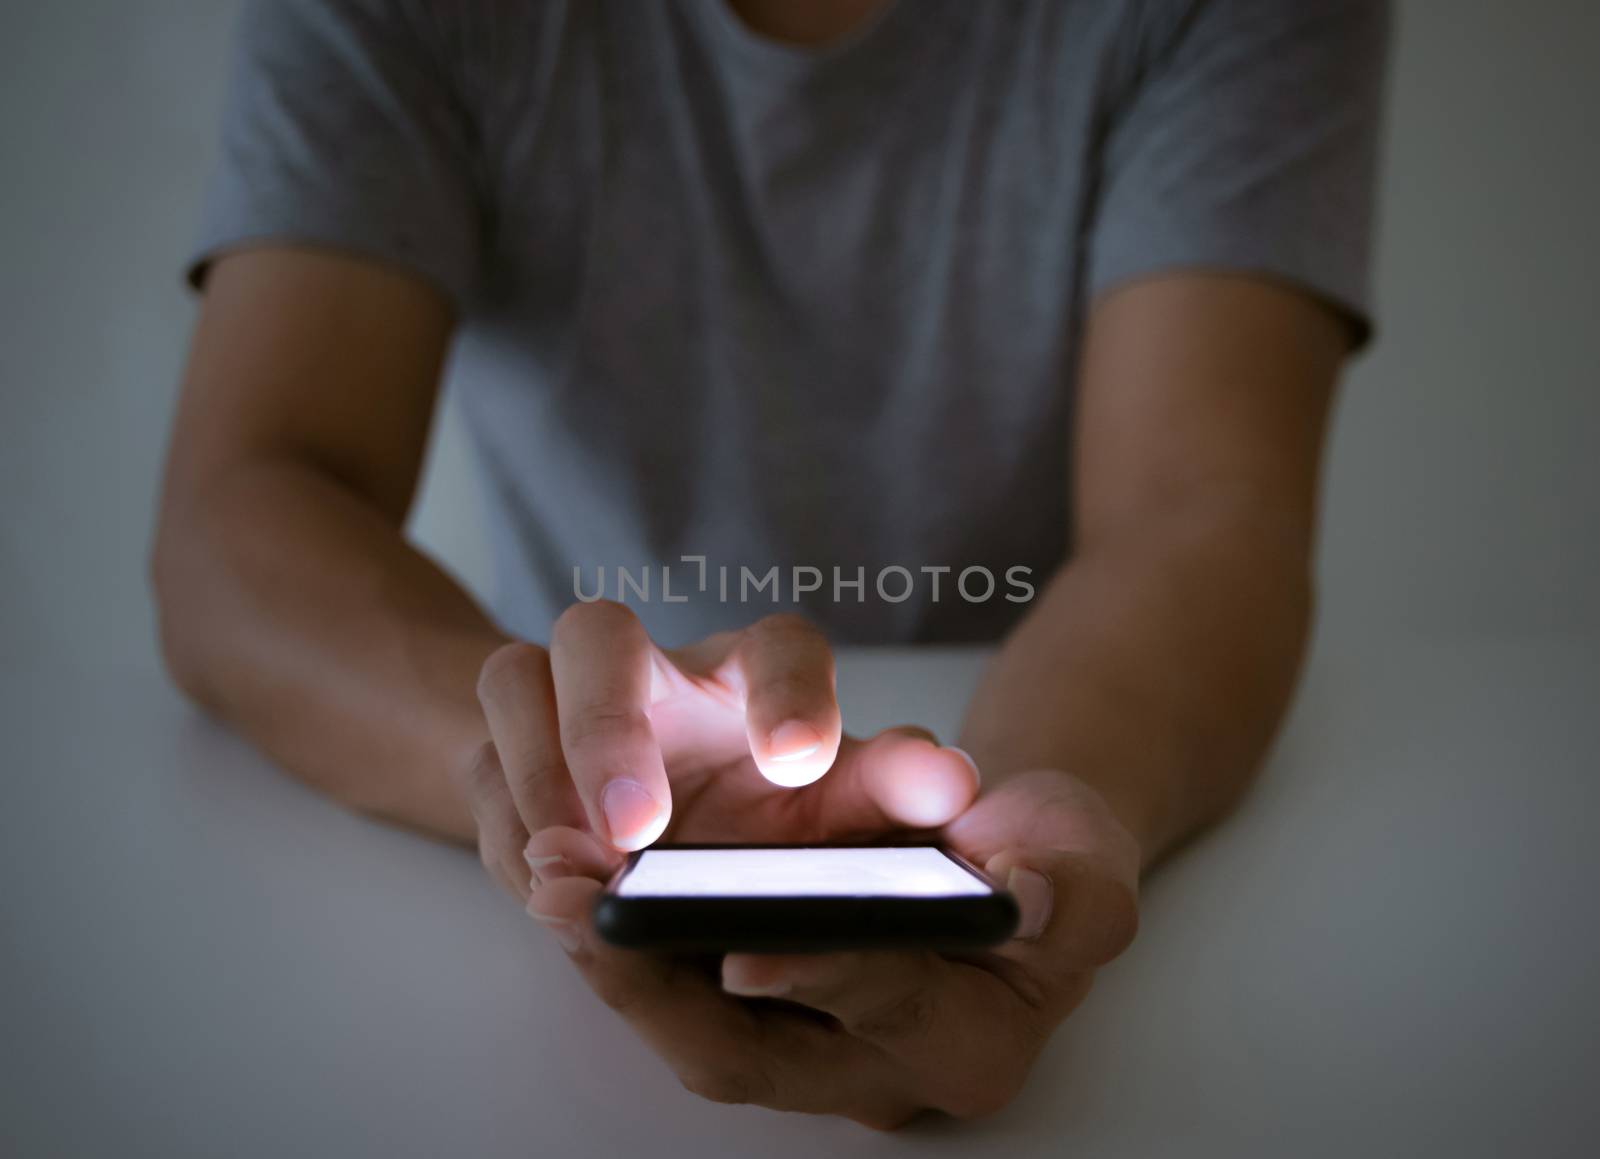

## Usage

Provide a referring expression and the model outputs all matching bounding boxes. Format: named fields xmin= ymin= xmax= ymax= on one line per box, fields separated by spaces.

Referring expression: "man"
xmin=152 ymin=0 xmax=1388 ymax=1127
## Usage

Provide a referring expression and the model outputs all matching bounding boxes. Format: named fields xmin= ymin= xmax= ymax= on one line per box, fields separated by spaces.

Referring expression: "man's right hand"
xmin=454 ymin=600 xmax=981 ymax=900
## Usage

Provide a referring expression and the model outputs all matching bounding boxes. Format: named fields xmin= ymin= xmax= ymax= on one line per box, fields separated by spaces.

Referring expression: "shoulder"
xmin=1130 ymin=0 xmax=1391 ymax=61
xmin=232 ymin=0 xmax=571 ymax=96
xmin=231 ymin=0 xmax=577 ymax=152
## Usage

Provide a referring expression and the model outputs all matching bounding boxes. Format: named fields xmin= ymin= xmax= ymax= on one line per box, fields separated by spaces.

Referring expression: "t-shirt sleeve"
xmin=188 ymin=0 xmax=484 ymax=305
xmin=1086 ymin=0 xmax=1391 ymax=346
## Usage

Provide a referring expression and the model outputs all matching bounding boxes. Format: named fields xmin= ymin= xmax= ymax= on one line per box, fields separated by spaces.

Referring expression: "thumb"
xmin=983 ymin=847 xmax=1139 ymax=971
xmin=945 ymin=770 xmax=1141 ymax=970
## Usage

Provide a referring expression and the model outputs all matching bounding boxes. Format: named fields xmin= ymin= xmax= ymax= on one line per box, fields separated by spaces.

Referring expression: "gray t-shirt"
xmin=192 ymin=0 xmax=1388 ymax=645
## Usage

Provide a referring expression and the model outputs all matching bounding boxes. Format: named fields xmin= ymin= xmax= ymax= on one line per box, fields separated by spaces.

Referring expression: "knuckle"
xmin=553 ymin=598 xmax=639 ymax=642
xmin=476 ymin=824 xmax=524 ymax=895
xmin=749 ymin=612 xmax=820 ymax=642
xmin=849 ymin=989 xmax=938 ymax=1040
xmin=480 ymin=847 xmax=522 ymax=896
xmin=562 ymin=705 xmax=652 ymax=753
xmin=477 ymin=801 xmax=523 ymax=860
xmin=854 ymin=1101 xmax=924 ymax=1132
xmin=697 ymin=629 xmax=742 ymax=655
xmin=937 ymin=1045 xmax=1032 ymax=1120
xmin=1093 ymin=880 xmax=1141 ymax=964
xmin=477 ymin=641 xmax=548 ymax=701
xmin=742 ymin=615 xmax=832 ymax=670
xmin=501 ymin=745 xmax=567 ymax=793
xmin=449 ymin=740 xmax=502 ymax=793
xmin=941 ymin=1070 xmax=1024 ymax=1121
xmin=463 ymin=776 xmax=525 ymax=857
xmin=588 ymin=971 xmax=646 ymax=1017
xmin=565 ymin=700 xmax=653 ymax=751
xmin=1062 ymin=870 xmax=1140 ymax=967
xmin=676 ymin=1065 xmax=751 ymax=1106
xmin=884 ymin=723 xmax=939 ymax=746
xmin=751 ymin=671 xmax=828 ymax=711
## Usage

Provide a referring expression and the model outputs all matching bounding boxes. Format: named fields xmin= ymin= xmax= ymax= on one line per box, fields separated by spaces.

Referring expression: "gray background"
xmin=3 ymin=0 xmax=1598 ymax=661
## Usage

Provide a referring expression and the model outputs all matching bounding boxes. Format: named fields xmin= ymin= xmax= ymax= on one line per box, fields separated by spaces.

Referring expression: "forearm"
xmin=152 ymin=454 xmax=505 ymax=841
xmin=958 ymin=506 xmax=1315 ymax=866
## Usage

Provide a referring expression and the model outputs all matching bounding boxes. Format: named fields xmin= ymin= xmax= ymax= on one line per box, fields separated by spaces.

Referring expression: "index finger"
xmin=548 ymin=601 xmax=673 ymax=851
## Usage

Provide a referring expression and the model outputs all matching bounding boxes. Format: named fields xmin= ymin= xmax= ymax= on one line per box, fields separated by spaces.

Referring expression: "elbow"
xmin=149 ymin=511 xmax=220 ymax=712
xmin=1267 ymin=563 xmax=1318 ymax=693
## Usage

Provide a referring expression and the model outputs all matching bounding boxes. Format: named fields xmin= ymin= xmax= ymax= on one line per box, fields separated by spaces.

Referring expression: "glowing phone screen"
xmin=615 ymin=846 xmax=990 ymax=899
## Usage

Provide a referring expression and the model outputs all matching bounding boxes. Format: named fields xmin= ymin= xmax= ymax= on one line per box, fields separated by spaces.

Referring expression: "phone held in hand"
xmin=593 ymin=844 xmax=1019 ymax=953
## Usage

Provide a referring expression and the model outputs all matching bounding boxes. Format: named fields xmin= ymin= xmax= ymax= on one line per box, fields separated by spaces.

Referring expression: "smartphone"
xmin=593 ymin=843 xmax=1018 ymax=953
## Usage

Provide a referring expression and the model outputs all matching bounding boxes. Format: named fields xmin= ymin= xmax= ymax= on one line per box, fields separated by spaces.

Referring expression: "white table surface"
xmin=3 ymin=634 xmax=1597 ymax=1157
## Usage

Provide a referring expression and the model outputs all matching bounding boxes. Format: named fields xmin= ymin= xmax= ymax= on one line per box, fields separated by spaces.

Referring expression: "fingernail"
xmin=724 ymin=977 xmax=792 ymax=998
xmin=768 ymin=719 xmax=823 ymax=762
xmin=527 ymin=904 xmax=583 ymax=953
xmin=601 ymin=778 xmax=665 ymax=849
xmin=945 ymin=746 xmax=982 ymax=787
xmin=1008 ymin=868 xmax=1053 ymax=941
xmin=524 ymin=851 xmax=565 ymax=888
